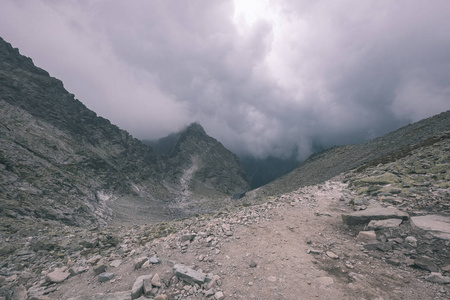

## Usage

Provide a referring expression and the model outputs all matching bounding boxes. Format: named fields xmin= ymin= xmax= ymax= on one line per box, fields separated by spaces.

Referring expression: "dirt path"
xmin=50 ymin=180 xmax=447 ymax=300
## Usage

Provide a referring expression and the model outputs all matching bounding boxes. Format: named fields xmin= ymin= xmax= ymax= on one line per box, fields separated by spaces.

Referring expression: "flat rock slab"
xmin=342 ymin=207 xmax=409 ymax=225
xmin=173 ymin=264 xmax=206 ymax=285
xmin=411 ymin=215 xmax=450 ymax=240
xmin=67 ymin=292 xmax=131 ymax=300
xmin=46 ymin=267 xmax=70 ymax=283
xmin=368 ymin=218 xmax=403 ymax=230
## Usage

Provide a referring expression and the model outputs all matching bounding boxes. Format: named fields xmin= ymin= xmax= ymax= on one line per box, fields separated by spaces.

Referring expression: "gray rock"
xmin=356 ymin=231 xmax=377 ymax=243
xmin=151 ymin=273 xmax=162 ymax=287
xmin=110 ymin=260 xmax=122 ymax=268
xmin=342 ymin=207 xmax=409 ymax=225
xmin=405 ymin=236 xmax=417 ymax=248
xmin=143 ymin=278 xmax=153 ymax=297
xmin=45 ymin=267 xmax=70 ymax=283
xmin=134 ymin=257 xmax=148 ymax=270
xmin=367 ymin=218 xmax=403 ymax=230
xmin=94 ymin=264 xmax=108 ymax=275
xmin=214 ymin=291 xmax=225 ymax=300
xmin=149 ymin=257 xmax=160 ymax=264
xmin=307 ymin=249 xmax=323 ymax=254
xmin=131 ymin=275 xmax=153 ymax=299
xmin=98 ymin=272 xmax=115 ymax=282
xmin=69 ymin=266 xmax=89 ymax=276
xmin=12 ymin=284 xmax=27 ymax=300
xmin=181 ymin=234 xmax=196 ymax=242
xmin=414 ymin=256 xmax=439 ymax=272
xmin=326 ymin=251 xmax=339 ymax=259
xmin=424 ymin=272 xmax=450 ymax=284
xmin=173 ymin=264 xmax=206 ymax=285
xmin=411 ymin=215 xmax=450 ymax=240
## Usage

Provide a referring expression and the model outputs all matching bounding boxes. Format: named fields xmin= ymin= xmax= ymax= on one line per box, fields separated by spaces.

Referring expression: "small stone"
xmin=143 ymin=278 xmax=153 ymax=297
xmin=134 ymin=257 xmax=149 ymax=270
xmin=414 ymin=256 xmax=438 ymax=272
xmin=267 ymin=276 xmax=277 ymax=282
xmin=368 ymin=218 xmax=403 ymax=230
xmin=110 ymin=260 xmax=122 ymax=267
xmin=131 ymin=275 xmax=153 ymax=299
xmin=98 ymin=272 xmax=115 ymax=283
xmin=307 ymin=249 xmax=323 ymax=255
xmin=87 ymin=255 xmax=102 ymax=265
xmin=425 ymin=272 xmax=450 ymax=284
xmin=149 ymin=257 xmax=160 ymax=264
xmin=69 ymin=266 xmax=88 ymax=276
xmin=151 ymin=273 xmax=162 ymax=287
xmin=214 ymin=291 xmax=225 ymax=300
xmin=181 ymin=234 xmax=195 ymax=242
xmin=405 ymin=236 xmax=418 ymax=248
xmin=45 ymin=267 xmax=70 ymax=283
xmin=12 ymin=284 xmax=27 ymax=300
xmin=173 ymin=264 xmax=206 ymax=285
xmin=203 ymin=289 xmax=214 ymax=297
xmin=356 ymin=231 xmax=377 ymax=243
xmin=249 ymin=260 xmax=257 ymax=268
xmin=326 ymin=251 xmax=339 ymax=259
xmin=93 ymin=263 xmax=107 ymax=275
xmin=154 ymin=295 xmax=168 ymax=300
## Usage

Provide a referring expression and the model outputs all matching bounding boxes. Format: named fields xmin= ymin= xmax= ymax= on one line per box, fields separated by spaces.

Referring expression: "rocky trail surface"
xmin=2 ymin=174 xmax=449 ymax=300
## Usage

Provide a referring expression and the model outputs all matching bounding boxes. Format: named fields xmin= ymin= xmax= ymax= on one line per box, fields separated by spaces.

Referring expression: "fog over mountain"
xmin=1 ymin=0 xmax=449 ymax=159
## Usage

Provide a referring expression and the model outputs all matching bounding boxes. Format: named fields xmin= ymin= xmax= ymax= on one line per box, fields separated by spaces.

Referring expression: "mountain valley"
xmin=0 ymin=37 xmax=450 ymax=300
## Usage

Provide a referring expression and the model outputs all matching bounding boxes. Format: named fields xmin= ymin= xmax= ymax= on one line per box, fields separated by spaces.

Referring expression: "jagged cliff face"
xmin=0 ymin=37 xmax=249 ymax=227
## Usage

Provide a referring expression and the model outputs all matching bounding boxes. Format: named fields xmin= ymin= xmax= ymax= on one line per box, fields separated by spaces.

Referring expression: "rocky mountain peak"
xmin=182 ymin=122 xmax=207 ymax=137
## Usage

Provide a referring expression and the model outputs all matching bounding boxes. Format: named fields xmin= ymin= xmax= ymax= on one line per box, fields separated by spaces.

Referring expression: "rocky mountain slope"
xmin=252 ymin=110 xmax=450 ymax=199
xmin=0 ymin=37 xmax=248 ymax=228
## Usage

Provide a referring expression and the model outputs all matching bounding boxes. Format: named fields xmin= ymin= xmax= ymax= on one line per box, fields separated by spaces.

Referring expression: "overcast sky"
xmin=1 ymin=0 xmax=449 ymax=159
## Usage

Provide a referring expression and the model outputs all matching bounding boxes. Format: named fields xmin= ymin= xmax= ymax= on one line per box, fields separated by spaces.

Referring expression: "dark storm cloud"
xmin=1 ymin=0 xmax=449 ymax=159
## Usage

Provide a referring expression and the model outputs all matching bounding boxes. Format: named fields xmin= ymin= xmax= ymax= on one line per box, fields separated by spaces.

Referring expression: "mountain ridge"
xmin=0 ymin=37 xmax=248 ymax=227
xmin=247 ymin=110 xmax=450 ymax=200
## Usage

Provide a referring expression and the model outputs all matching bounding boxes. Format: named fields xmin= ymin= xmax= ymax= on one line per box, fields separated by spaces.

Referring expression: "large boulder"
xmin=342 ymin=207 xmax=409 ymax=225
